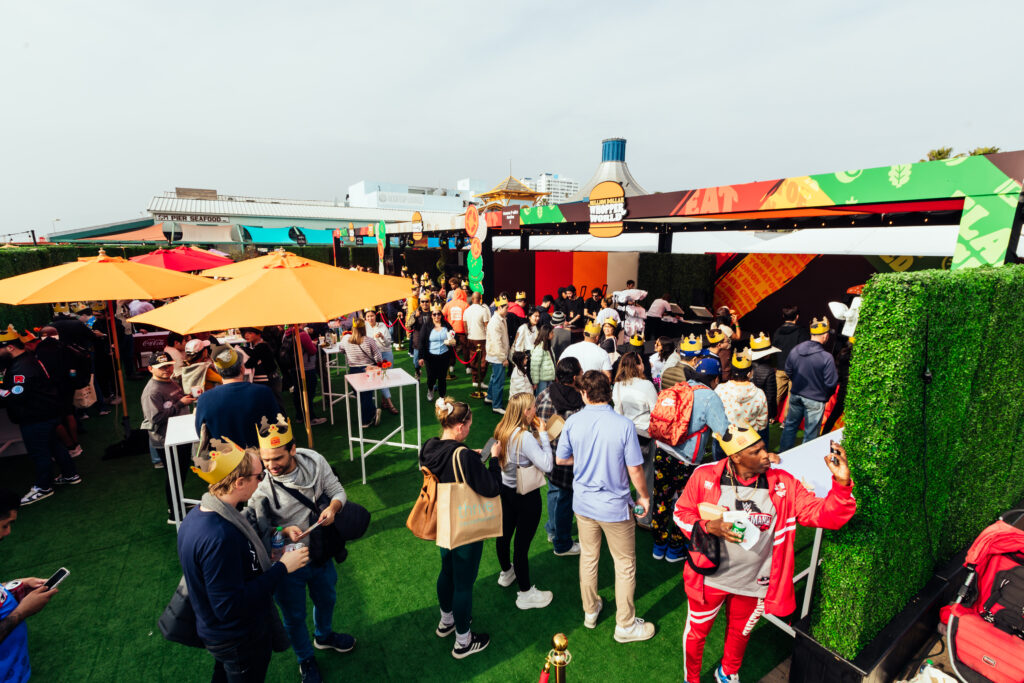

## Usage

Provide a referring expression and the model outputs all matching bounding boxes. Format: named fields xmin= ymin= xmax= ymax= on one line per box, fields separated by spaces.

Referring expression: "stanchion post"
xmin=549 ymin=633 xmax=570 ymax=683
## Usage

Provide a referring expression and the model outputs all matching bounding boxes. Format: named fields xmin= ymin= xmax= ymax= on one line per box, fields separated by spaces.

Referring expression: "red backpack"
xmin=648 ymin=382 xmax=709 ymax=446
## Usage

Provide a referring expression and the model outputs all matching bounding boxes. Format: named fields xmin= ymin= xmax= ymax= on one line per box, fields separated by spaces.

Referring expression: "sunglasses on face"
xmin=432 ymin=312 xmax=442 ymax=317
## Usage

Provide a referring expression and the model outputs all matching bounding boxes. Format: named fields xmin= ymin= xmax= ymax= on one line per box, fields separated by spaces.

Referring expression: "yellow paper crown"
xmin=750 ymin=332 xmax=771 ymax=350
xmin=90 ymin=301 xmax=105 ymax=313
xmin=190 ymin=436 xmax=247 ymax=484
xmin=680 ymin=334 xmax=702 ymax=354
xmin=0 ymin=325 xmax=19 ymax=343
xmin=52 ymin=303 xmax=69 ymax=315
xmin=493 ymin=296 xmax=508 ymax=307
xmin=420 ymin=272 xmax=430 ymax=282
xmin=461 ymin=279 xmax=469 ymax=288
xmin=705 ymin=328 xmax=725 ymax=344
xmin=732 ymin=348 xmax=752 ymax=370
xmin=19 ymin=329 xmax=37 ymax=344
xmin=430 ymin=303 xmax=443 ymax=314
xmin=810 ymin=317 xmax=830 ymax=334
xmin=401 ymin=265 xmax=409 ymax=273
xmin=515 ymin=291 xmax=526 ymax=300
xmin=584 ymin=321 xmax=601 ymax=337
xmin=629 ymin=334 xmax=645 ymax=347
xmin=257 ymin=414 xmax=293 ymax=450
xmin=713 ymin=424 xmax=764 ymax=456
xmin=363 ymin=307 xmax=376 ymax=315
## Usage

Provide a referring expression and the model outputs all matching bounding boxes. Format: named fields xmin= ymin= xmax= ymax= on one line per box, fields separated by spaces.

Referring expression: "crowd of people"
xmin=0 ymin=269 xmax=857 ymax=683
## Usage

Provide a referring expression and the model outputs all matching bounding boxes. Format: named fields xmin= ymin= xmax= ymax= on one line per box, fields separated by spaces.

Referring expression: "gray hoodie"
xmin=246 ymin=448 xmax=347 ymax=538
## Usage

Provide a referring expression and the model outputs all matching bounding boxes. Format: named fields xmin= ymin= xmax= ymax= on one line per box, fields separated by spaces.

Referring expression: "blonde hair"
xmin=435 ymin=396 xmax=471 ymax=433
xmin=492 ymin=392 xmax=538 ymax=469
xmin=208 ymin=449 xmax=259 ymax=496
xmin=350 ymin=318 xmax=366 ymax=345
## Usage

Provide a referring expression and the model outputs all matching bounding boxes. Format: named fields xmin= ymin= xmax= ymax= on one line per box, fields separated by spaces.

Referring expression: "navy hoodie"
xmin=784 ymin=341 xmax=839 ymax=402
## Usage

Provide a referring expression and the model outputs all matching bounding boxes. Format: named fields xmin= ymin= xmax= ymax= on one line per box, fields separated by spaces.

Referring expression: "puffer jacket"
xmin=751 ymin=360 xmax=778 ymax=421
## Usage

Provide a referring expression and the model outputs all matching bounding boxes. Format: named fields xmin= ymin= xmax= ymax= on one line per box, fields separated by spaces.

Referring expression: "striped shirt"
xmin=341 ymin=337 xmax=383 ymax=368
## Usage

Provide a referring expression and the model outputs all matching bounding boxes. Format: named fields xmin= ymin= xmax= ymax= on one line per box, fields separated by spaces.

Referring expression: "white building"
xmin=522 ymin=173 xmax=580 ymax=204
xmin=347 ymin=178 xmax=488 ymax=212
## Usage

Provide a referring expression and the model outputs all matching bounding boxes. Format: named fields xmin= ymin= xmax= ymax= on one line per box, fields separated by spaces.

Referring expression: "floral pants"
xmin=650 ymin=450 xmax=694 ymax=550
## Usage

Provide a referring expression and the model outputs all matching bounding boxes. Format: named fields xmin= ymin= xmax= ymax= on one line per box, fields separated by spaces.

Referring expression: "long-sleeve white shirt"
xmin=499 ymin=426 xmax=553 ymax=488
xmin=612 ymin=378 xmax=659 ymax=433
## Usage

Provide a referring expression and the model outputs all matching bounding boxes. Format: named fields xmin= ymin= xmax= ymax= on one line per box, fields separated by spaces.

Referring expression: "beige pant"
xmin=776 ymin=370 xmax=791 ymax=408
xmin=577 ymin=514 xmax=636 ymax=628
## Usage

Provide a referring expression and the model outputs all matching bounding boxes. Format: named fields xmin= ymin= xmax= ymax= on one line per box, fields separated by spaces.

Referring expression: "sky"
xmin=2 ymin=0 xmax=1022 ymax=237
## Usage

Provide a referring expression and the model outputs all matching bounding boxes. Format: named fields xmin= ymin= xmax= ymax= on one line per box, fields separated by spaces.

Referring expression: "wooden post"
xmin=294 ymin=324 xmax=314 ymax=447
xmin=106 ymin=300 xmax=130 ymax=437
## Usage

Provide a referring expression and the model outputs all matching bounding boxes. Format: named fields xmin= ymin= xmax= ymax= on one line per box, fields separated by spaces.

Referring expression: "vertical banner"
xmin=465 ymin=206 xmax=485 ymax=293
xmin=376 ymin=221 xmax=387 ymax=274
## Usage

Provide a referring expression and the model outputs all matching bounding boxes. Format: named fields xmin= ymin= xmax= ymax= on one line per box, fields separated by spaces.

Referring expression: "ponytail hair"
xmin=435 ymin=396 xmax=471 ymax=433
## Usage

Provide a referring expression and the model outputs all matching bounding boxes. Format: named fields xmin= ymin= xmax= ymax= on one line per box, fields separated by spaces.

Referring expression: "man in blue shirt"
xmin=194 ymin=345 xmax=283 ymax=448
xmin=0 ymin=488 xmax=60 ymax=683
xmin=555 ymin=371 xmax=656 ymax=644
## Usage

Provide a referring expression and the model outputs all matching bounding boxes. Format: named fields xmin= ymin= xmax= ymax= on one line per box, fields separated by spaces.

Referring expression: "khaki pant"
xmin=776 ymin=369 xmax=791 ymax=408
xmin=577 ymin=514 xmax=636 ymax=628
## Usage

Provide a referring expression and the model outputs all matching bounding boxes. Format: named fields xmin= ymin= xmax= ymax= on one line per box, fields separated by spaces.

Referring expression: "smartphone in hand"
xmin=829 ymin=441 xmax=841 ymax=466
xmin=44 ymin=567 xmax=70 ymax=591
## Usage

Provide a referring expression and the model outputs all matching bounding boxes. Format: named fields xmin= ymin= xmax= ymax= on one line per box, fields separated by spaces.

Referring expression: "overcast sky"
xmin=2 ymin=0 xmax=1021 ymax=237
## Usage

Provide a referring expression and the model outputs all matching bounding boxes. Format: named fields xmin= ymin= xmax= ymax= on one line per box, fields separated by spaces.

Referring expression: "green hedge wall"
xmin=637 ymin=253 xmax=716 ymax=309
xmin=0 ymin=245 xmax=152 ymax=332
xmin=812 ymin=264 xmax=1024 ymax=658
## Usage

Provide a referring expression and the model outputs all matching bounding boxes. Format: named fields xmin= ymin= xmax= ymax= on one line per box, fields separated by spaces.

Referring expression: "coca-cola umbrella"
xmin=130 ymin=246 xmax=233 ymax=272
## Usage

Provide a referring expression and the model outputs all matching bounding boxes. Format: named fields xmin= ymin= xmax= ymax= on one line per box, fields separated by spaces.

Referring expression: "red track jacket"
xmin=674 ymin=459 xmax=856 ymax=616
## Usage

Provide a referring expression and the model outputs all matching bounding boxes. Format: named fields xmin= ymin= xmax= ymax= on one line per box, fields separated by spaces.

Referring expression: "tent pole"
xmin=106 ymin=300 xmax=130 ymax=438
xmin=294 ymin=324 xmax=314 ymax=447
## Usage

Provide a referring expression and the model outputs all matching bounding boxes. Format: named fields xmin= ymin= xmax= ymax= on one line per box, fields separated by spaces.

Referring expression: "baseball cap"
xmin=184 ymin=338 xmax=211 ymax=356
xmin=694 ymin=356 xmax=721 ymax=377
xmin=149 ymin=351 xmax=175 ymax=369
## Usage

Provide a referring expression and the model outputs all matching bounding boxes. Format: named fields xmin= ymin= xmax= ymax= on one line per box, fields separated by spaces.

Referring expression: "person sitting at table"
xmin=341 ymin=319 xmax=383 ymax=429
xmin=364 ymin=309 xmax=398 ymax=415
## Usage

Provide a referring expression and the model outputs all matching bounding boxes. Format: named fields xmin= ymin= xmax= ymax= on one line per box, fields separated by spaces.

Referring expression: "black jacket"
xmin=1 ymin=351 xmax=62 ymax=424
xmin=34 ymin=337 xmax=75 ymax=395
xmin=772 ymin=322 xmax=809 ymax=368
xmin=785 ymin=341 xmax=839 ymax=402
xmin=751 ymin=359 xmax=778 ymax=421
xmin=419 ymin=438 xmax=499 ymax=497
xmin=418 ymin=320 xmax=454 ymax=360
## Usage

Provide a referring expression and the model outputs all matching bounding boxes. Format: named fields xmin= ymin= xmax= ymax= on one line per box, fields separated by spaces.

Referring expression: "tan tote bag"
xmin=436 ymin=449 xmax=502 ymax=550
xmin=514 ymin=434 xmax=547 ymax=495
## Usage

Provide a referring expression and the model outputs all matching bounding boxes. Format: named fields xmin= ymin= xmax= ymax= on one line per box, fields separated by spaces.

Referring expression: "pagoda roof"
xmin=475 ymin=175 xmax=549 ymax=204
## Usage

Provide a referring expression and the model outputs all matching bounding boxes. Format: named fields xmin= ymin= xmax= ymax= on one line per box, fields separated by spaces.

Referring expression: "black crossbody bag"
xmin=271 ymin=478 xmax=370 ymax=566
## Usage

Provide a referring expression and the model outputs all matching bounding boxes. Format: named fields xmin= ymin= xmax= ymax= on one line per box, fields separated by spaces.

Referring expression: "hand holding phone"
xmin=43 ymin=567 xmax=69 ymax=591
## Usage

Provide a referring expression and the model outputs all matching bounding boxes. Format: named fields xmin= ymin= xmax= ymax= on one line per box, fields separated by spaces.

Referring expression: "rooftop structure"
xmin=568 ymin=138 xmax=649 ymax=202
xmin=522 ymin=173 xmax=580 ymax=204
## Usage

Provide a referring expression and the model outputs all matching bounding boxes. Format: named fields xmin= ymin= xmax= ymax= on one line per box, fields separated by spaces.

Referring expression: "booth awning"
xmin=295 ymin=228 xmax=335 ymax=245
xmin=81 ymin=224 xmax=168 ymax=242
xmin=238 ymin=226 xmax=295 ymax=244
xmin=177 ymin=223 xmax=235 ymax=243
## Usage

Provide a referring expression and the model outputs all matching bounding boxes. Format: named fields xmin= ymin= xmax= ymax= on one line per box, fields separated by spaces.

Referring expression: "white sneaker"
xmin=483 ymin=397 xmax=492 ymax=404
xmin=547 ymin=533 xmax=554 ymax=543
xmin=584 ymin=597 xmax=603 ymax=629
xmin=554 ymin=541 xmax=581 ymax=557
xmin=492 ymin=408 xmax=506 ymax=415
xmin=497 ymin=568 xmax=516 ymax=587
xmin=426 ymin=389 xmax=434 ymax=402
xmin=516 ymin=586 xmax=553 ymax=610
xmin=613 ymin=617 xmax=656 ymax=643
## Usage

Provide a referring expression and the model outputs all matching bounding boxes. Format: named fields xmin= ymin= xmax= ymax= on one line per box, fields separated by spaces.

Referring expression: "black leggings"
xmin=496 ymin=485 xmax=542 ymax=592
xmin=424 ymin=352 xmax=449 ymax=395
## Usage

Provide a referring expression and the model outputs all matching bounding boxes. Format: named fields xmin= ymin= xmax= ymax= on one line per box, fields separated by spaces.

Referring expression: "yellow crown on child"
xmin=732 ymin=348 xmax=752 ymax=370
xmin=810 ymin=317 xmax=830 ymax=334
xmin=750 ymin=333 xmax=772 ymax=350
xmin=191 ymin=436 xmax=247 ymax=484
xmin=713 ymin=424 xmax=764 ymax=456
xmin=257 ymin=414 xmax=293 ymax=450
xmin=629 ymin=334 xmax=645 ymax=347
xmin=705 ymin=328 xmax=725 ymax=344
xmin=584 ymin=321 xmax=601 ymax=337
xmin=680 ymin=334 xmax=702 ymax=354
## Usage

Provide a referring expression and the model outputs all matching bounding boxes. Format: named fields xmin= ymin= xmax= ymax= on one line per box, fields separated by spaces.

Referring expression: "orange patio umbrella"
xmin=129 ymin=251 xmax=411 ymax=445
xmin=0 ymin=249 xmax=215 ymax=431
xmin=200 ymin=248 xmax=333 ymax=279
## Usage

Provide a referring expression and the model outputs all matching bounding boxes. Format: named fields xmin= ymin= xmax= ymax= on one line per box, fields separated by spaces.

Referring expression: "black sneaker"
xmin=313 ymin=632 xmax=355 ymax=653
xmin=20 ymin=487 xmax=54 ymax=505
xmin=452 ymin=632 xmax=489 ymax=659
xmin=298 ymin=657 xmax=323 ymax=683
xmin=436 ymin=621 xmax=456 ymax=638
xmin=53 ymin=474 xmax=82 ymax=486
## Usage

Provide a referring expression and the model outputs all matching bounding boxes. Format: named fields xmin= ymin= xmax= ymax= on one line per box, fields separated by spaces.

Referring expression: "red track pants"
xmin=683 ymin=585 xmax=763 ymax=683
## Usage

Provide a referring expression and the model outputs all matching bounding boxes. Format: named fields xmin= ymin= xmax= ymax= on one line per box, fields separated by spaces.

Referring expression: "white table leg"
xmin=345 ymin=377 xmax=353 ymax=463
xmin=165 ymin=443 xmax=184 ymax=531
xmin=357 ymin=388 xmax=366 ymax=484
xmin=415 ymin=376 xmax=421 ymax=448
xmin=399 ymin=383 xmax=406 ymax=448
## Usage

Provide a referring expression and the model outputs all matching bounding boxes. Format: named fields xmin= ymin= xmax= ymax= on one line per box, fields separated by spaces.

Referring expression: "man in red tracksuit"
xmin=674 ymin=424 xmax=855 ymax=683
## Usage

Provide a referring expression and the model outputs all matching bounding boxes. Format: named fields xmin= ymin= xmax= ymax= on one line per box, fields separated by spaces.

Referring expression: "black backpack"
xmin=981 ymin=552 xmax=1024 ymax=638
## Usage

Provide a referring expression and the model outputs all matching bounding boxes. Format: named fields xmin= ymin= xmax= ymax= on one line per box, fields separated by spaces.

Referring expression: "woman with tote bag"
xmin=491 ymin=392 xmax=555 ymax=610
xmin=418 ymin=397 xmax=499 ymax=659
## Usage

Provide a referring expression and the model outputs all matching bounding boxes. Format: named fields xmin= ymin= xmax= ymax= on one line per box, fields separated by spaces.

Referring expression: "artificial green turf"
xmin=0 ymin=351 xmax=805 ymax=682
